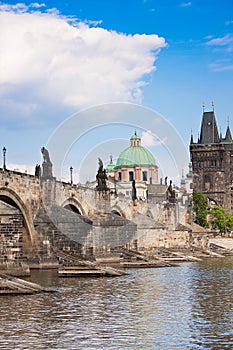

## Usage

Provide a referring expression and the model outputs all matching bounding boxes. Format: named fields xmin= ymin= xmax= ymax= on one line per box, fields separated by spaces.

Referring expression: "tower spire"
xmin=190 ymin=129 xmax=194 ymax=144
xmin=212 ymin=100 xmax=215 ymax=111
xmin=202 ymin=101 xmax=205 ymax=112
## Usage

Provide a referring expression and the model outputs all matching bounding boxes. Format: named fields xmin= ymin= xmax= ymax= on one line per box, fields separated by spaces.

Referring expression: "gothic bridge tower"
xmin=190 ymin=106 xmax=233 ymax=211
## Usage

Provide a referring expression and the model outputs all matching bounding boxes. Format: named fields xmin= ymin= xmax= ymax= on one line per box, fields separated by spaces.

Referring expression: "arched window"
xmin=203 ymin=174 xmax=212 ymax=191
xmin=129 ymin=171 xmax=134 ymax=181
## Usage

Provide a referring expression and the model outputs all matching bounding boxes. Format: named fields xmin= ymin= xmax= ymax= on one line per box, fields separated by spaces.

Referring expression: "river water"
xmin=0 ymin=257 xmax=232 ymax=350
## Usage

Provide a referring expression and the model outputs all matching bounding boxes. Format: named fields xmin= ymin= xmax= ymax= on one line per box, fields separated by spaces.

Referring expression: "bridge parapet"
xmin=0 ymin=169 xmax=41 ymax=216
xmin=0 ymin=168 xmax=39 ymax=185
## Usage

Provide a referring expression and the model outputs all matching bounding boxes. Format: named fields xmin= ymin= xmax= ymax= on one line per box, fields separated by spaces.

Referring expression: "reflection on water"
xmin=0 ymin=257 xmax=232 ymax=349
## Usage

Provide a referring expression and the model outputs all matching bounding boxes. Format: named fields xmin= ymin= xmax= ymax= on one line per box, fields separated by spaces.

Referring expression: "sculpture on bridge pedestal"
xmin=41 ymin=147 xmax=54 ymax=179
xmin=96 ymin=158 xmax=109 ymax=200
xmin=167 ymin=180 xmax=176 ymax=203
xmin=132 ymin=179 xmax=137 ymax=205
xmin=35 ymin=164 xmax=41 ymax=178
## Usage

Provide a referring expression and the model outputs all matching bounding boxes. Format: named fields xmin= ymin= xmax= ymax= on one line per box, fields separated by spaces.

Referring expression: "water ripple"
xmin=0 ymin=258 xmax=233 ymax=349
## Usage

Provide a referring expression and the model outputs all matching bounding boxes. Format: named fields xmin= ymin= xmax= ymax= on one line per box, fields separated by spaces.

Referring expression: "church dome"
xmin=115 ymin=132 xmax=156 ymax=168
xmin=106 ymin=156 xmax=115 ymax=172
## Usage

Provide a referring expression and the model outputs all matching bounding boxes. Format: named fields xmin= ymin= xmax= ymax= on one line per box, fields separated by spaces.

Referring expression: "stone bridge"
xmin=0 ymin=166 xmax=187 ymax=260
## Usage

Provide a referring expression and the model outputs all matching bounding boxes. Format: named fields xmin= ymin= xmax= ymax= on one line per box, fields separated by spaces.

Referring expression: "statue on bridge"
xmin=96 ymin=158 xmax=109 ymax=193
xmin=35 ymin=164 xmax=41 ymax=178
xmin=167 ymin=180 xmax=176 ymax=203
xmin=41 ymin=147 xmax=52 ymax=164
xmin=132 ymin=179 xmax=137 ymax=205
xmin=41 ymin=147 xmax=54 ymax=179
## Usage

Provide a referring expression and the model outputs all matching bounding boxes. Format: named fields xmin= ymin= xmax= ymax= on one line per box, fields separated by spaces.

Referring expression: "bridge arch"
xmin=61 ymin=198 xmax=86 ymax=216
xmin=0 ymin=187 xmax=36 ymax=248
xmin=111 ymin=206 xmax=126 ymax=218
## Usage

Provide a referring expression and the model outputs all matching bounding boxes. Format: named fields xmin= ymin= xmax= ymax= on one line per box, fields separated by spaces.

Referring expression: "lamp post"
xmin=2 ymin=147 xmax=6 ymax=171
xmin=70 ymin=166 xmax=73 ymax=185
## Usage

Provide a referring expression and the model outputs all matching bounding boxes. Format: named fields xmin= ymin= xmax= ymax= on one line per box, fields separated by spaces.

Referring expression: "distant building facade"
xmin=190 ymin=109 xmax=233 ymax=211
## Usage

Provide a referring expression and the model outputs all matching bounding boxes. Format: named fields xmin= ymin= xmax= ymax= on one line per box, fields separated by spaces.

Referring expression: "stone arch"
xmin=111 ymin=206 xmax=125 ymax=218
xmin=64 ymin=203 xmax=81 ymax=214
xmin=0 ymin=187 xmax=36 ymax=249
xmin=61 ymin=198 xmax=85 ymax=216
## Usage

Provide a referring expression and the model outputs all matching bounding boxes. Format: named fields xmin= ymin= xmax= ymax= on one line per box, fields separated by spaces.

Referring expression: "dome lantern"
xmin=130 ymin=131 xmax=141 ymax=147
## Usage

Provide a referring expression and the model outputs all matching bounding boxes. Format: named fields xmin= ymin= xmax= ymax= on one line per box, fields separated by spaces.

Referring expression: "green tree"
xmin=226 ymin=213 xmax=233 ymax=230
xmin=210 ymin=205 xmax=233 ymax=233
xmin=210 ymin=205 xmax=226 ymax=232
xmin=192 ymin=192 xmax=208 ymax=227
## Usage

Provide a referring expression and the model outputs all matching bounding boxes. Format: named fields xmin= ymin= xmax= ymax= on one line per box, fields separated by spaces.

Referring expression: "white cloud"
xmin=30 ymin=3 xmax=46 ymax=9
xmin=141 ymin=130 xmax=167 ymax=147
xmin=206 ymin=34 xmax=233 ymax=46
xmin=0 ymin=3 xmax=166 ymax=127
xmin=179 ymin=2 xmax=192 ymax=7
xmin=209 ymin=62 xmax=233 ymax=72
xmin=205 ymin=34 xmax=233 ymax=72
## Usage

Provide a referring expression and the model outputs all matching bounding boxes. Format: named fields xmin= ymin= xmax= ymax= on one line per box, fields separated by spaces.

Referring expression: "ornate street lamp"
xmin=2 ymin=147 xmax=6 ymax=170
xmin=70 ymin=166 xmax=73 ymax=185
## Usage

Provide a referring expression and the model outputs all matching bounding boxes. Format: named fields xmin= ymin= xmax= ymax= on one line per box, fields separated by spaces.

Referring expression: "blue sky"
xmin=1 ymin=0 xmax=233 ymax=183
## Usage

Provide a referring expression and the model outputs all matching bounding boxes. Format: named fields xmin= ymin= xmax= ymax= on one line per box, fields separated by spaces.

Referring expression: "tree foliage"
xmin=192 ymin=192 xmax=208 ymax=227
xmin=210 ymin=205 xmax=233 ymax=233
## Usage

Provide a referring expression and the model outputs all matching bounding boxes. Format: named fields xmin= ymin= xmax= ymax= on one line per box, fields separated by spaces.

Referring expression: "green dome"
xmin=115 ymin=145 xmax=156 ymax=168
xmin=105 ymin=156 xmax=115 ymax=172
xmin=106 ymin=162 xmax=115 ymax=172
xmin=131 ymin=133 xmax=139 ymax=139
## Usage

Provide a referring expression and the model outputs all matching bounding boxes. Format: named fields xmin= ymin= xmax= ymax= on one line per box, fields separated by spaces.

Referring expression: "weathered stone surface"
xmin=0 ymin=200 xmax=24 ymax=261
xmin=91 ymin=211 xmax=137 ymax=253
xmin=0 ymin=168 xmax=192 ymax=260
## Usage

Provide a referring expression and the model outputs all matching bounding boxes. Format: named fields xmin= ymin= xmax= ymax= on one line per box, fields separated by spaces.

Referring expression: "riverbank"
xmin=1 ymin=237 xmax=232 ymax=284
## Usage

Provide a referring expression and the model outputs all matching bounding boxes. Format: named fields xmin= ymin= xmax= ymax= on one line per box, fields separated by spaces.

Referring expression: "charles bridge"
xmin=0 ymin=148 xmax=193 ymax=262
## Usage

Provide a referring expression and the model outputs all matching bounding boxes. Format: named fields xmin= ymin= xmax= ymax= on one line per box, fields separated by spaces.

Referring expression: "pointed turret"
xmin=190 ymin=130 xmax=194 ymax=145
xmin=225 ymin=125 xmax=232 ymax=142
xmin=199 ymin=111 xmax=219 ymax=144
xmin=219 ymin=130 xmax=222 ymax=142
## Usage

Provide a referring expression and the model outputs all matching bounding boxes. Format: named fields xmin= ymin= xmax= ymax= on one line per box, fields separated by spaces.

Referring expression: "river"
xmin=0 ymin=257 xmax=232 ymax=350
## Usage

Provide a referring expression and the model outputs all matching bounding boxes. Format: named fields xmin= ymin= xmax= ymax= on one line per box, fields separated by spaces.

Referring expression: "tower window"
xmin=142 ymin=171 xmax=148 ymax=181
xmin=118 ymin=172 xmax=122 ymax=181
xmin=203 ymin=174 xmax=212 ymax=191
xmin=129 ymin=171 xmax=134 ymax=181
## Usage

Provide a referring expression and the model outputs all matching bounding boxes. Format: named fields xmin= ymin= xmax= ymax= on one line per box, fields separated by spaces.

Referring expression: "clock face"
xmin=207 ymin=122 xmax=211 ymax=125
